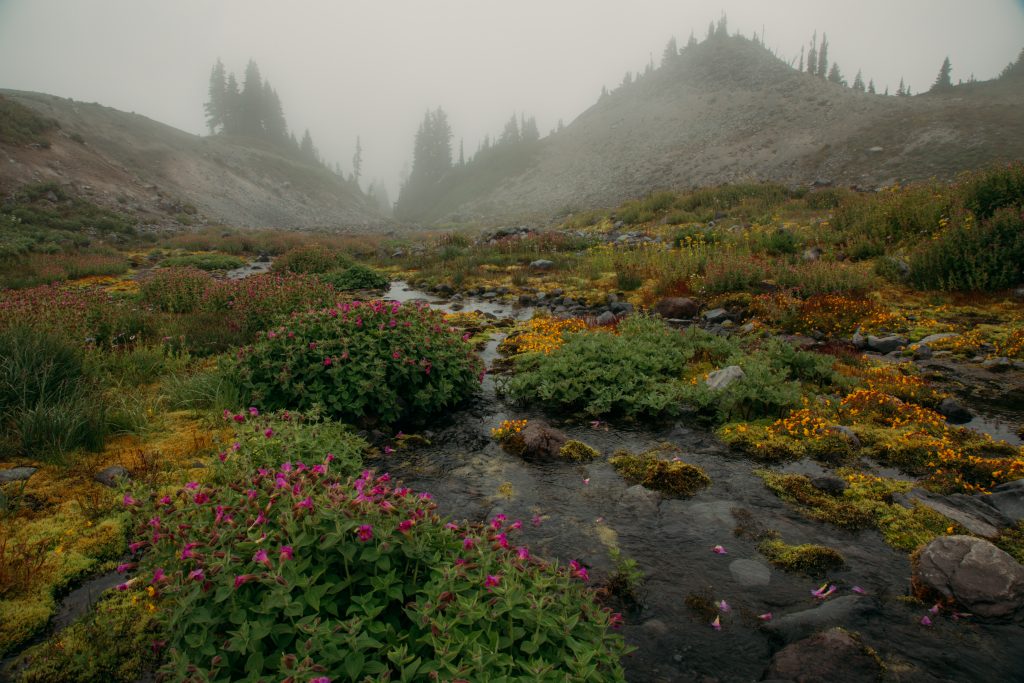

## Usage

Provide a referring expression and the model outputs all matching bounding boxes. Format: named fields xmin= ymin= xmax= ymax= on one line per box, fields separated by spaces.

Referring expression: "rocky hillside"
xmin=439 ymin=36 xmax=1024 ymax=223
xmin=0 ymin=90 xmax=384 ymax=230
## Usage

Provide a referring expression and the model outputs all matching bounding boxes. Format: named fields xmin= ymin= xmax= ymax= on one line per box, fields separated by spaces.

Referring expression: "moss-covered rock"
xmin=758 ymin=536 xmax=846 ymax=575
xmin=559 ymin=439 xmax=599 ymax=462
xmin=610 ymin=445 xmax=711 ymax=496
xmin=756 ymin=470 xmax=874 ymax=529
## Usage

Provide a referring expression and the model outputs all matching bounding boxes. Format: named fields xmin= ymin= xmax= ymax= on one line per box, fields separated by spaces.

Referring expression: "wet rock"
xmin=654 ymin=297 xmax=699 ymax=319
xmin=530 ymin=259 xmax=554 ymax=270
xmin=94 ymin=465 xmax=130 ymax=488
xmin=765 ymin=628 xmax=883 ymax=682
xmin=913 ymin=344 xmax=933 ymax=360
xmin=672 ymin=500 xmax=736 ymax=531
xmin=982 ymin=479 xmax=1024 ymax=523
xmin=937 ymin=397 xmax=972 ymax=424
xmin=706 ymin=365 xmax=745 ymax=391
xmin=520 ymin=422 xmax=568 ymax=459
xmin=810 ymin=475 xmax=849 ymax=496
xmin=641 ymin=618 xmax=669 ymax=636
xmin=729 ymin=558 xmax=771 ymax=586
xmin=596 ymin=311 xmax=617 ymax=326
xmin=703 ymin=308 xmax=730 ymax=324
xmin=617 ymin=484 xmax=661 ymax=516
xmin=481 ymin=291 xmax=498 ymax=299
xmin=851 ymin=329 xmax=867 ymax=350
xmin=255 ymin=252 xmax=271 ymax=263
xmin=914 ymin=535 xmax=1024 ymax=619
xmin=434 ymin=283 xmax=454 ymax=295
xmin=517 ymin=294 xmax=534 ymax=305
xmin=763 ymin=596 xmax=876 ymax=644
xmin=894 ymin=489 xmax=1008 ymax=539
xmin=0 ymin=466 xmax=37 ymax=483
xmin=866 ymin=334 xmax=907 ymax=354
xmin=1013 ymin=287 xmax=1024 ymax=302
xmin=775 ymin=334 xmax=816 ymax=350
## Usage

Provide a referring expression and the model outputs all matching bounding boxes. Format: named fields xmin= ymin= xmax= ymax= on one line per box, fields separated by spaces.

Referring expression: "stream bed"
xmin=371 ymin=284 xmax=1024 ymax=682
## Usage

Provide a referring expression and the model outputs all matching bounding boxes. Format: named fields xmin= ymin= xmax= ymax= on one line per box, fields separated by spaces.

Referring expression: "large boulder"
xmin=914 ymin=535 xmax=1024 ymax=619
xmin=937 ymin=397 xmax=972 ymax=424
xmin=866 ymin=334 xmax=908 ymax=354
xmin=765 ymin=628 xmax=883 ymax=683
xmin=982 ymin=479 xmax=1024 ymax=523
xmin=0 ymin=466 xmax=37 ymax=483
xmin=653 ymin=297 xmax=699 ymax=319
xmin=520 ymin=422 xmax=569 ymax=459
xmin=763 ymin=596 xmax=876 ymax=644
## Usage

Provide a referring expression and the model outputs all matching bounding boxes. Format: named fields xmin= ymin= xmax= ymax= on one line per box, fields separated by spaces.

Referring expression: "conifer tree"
xmin=715 ymin=14 xmax=728 ymax=37
xmin=458 ymin=138 xmax=465 ymax=166
xmin=521 ymin=115 xmax=540 ymax=142
xmin=828 ymin=63 xmax=846 ymax=86
xmin=852 ymin=70 xmax=865 ymax=92
xmin=352 ymin=136 xmax=362 ymax=189
xmin=661 ymin=36 xmax=678 ymax=66
xmin=867 ymin=79 xmax=876 ymax=94
xmin=500 ymin=114 xmax=520 ymax=145
xmin=299 ymin=129 xmax=317 ymax=163
xmin=931 ymin=56 xmax=953 ymax=91
xmin=706 ymin=21 xmax=714 ymax=40
xmin=239 ymin=60 xmax=265 ymax=137
xmin=807 ymin=33 xmax=817 ymax=76
xmin=261 ymin=82 xmax=287 ymax=140
xmin=204 ymin=58 xmax=226 ymax=134
xmin=686 ymin=31 xmax=697 ymax=49
xmin=798 ymin=45 xmax=804 ymax=73
xmin=816 ymin=34 xmax=829 ymax=79
xmin=897 ymin=78 xmax=907 ymax=96
xmin=223 ymin=73 xmax=241 ymax=135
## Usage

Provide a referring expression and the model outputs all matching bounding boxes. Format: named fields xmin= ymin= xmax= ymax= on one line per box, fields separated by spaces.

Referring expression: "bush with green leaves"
xmin=236 ymin=300 xmax=483 ymax=427
xmin=504 ymin=317 xmax=737 ymax=420
xmin=124 ymin=458 xmax=629 ymax=682
xmin=317 ymin=263 xmax=390 ymax=291
xmin=139 ymin=267 xmax=213 ymax=314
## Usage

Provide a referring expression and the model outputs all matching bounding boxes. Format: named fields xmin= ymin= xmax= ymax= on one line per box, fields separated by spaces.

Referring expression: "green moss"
xmin=994 ymin=522 xmax=1024 ymax=564
xmin=756 ymin=470 xmax=874 ymax=529
xmin=610 ymin=445 xmax=711 ymax=496
xmin=12 ymin=590 xmax=161 ymax=683
xmin=559 ymin=439 xmax=599 ymax=462
xmin=758 ymin=536 xmax=846 ymax=575
xmin=0 ymin=594 xmax=54 ymax=658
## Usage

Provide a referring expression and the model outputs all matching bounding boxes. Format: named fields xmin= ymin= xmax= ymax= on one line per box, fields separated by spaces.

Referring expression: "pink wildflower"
xmin=248 ymin=407 xmax=259 ymax=417
xmin=484 ymin=574 xmax=501 ymax=588
xmin=279 ymin=545 xmax=294 ymax=561
xmin=188 ymin=569 xmax=204 ymax=582
xmin=122 ymin=493 xmax=137 ymax=507
xmin=398 ymin=519 xmax=414 ymax=533
xmin=254 ymin=549 xmax=271 ymax=567
xmin=323 ymin=357 xmax=332 ymax=367
xmin=264 ymin=428 xmax=273 ymax=438
xmin=356 ymin=525 xmax=373 ymax=542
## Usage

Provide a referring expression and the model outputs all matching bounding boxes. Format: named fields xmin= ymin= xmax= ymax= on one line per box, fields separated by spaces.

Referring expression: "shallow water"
xmin=371 ymin=287 xmax=1024 ymax=682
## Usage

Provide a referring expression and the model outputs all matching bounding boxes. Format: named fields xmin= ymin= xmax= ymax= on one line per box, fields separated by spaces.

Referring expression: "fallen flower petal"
xmin=758 ymin=612 xmax=773 ymax=622
xmin=718 ymin=600 xmax=731 ymax=613
xmin=711 ymin=615 xmax=721 ymax=631
xmin=712 ymin=545 xmax=728 ymax=555
xmin=921 ymin=615 xmax=933 ymax=627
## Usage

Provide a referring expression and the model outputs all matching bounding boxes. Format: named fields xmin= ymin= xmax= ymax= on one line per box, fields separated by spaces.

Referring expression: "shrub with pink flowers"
xmin=125 ymin=456 xmax=628 ymax=681
xmin=236 ymin=300 xmax=484 ymax=426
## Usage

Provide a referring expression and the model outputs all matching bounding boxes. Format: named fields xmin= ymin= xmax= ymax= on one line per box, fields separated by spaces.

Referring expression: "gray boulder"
xmin=938 ymin=397 xmax=972 ymax=424
xmin=729 ymin=558 xmax=771 ymax=586
xmin=653 ymin=297 xmax=699 ymax=319
xmin=894 ymin=489 xmax=1008 ymax=538
xmin=529 ymin=259 xmax=554 ymax=270
xmin=983 ymin=479 xmax=1024 ymax=523
xmin=596 ymin=311 xmax=617 ymax=326
xmin=0 ymin=466 xmax=37 ymax=483
xmin=706 ymin=365 xmax=745 ymax=391
xmin=914 ymin=535 xmax=1024 ymax=619
xmin=866 ymin=334 xmax=908 ymax=354
xmin=919 ymin=332 xmax=959 ymax=346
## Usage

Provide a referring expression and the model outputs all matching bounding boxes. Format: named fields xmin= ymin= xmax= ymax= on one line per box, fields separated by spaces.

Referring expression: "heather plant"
xmin=160 ymin=253 xmax=246 ymax=271
xmin=236 ymin=300 xmax=483 ymax=426
xmin=908 ymin=208 xmax=1024 ymax=291
xmin=124 ymin=461 xmax=629 ymax=682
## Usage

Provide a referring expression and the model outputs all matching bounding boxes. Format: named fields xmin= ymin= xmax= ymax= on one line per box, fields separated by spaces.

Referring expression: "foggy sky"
xmin=1 ymin=1 xmax=1022 ymax=195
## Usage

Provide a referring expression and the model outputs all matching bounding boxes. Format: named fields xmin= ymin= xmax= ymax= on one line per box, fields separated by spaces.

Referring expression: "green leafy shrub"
xmin=160 ymin=253 xmax=246 ymax=271
xmin=505 ymin=317 xmax=736 ymax=420
xmin=12 ymin=590 xmax=161 ymax=683
xmin=609 ymin=445 xmax=711 ymax=496
xmin=959 ymin=163 xmax=1024 ymax=220
xmin=908 ymin=208 xmax=1024 ymax=291
xmin=317 ymin=263 xmax=390 ymax=291
xmin=272 ymin=244 xmax=350 ymax=274
xmin=236 ymin=300 xmax=483 ymax=427
xmin=126 ymin=460 xmax=629 ymax=682
xmin=139 ymin=267 xmax=212 ymax=314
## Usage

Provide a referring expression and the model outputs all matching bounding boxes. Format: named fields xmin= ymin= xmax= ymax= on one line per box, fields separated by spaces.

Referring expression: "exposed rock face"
xmin=895 ymin=489 xmax=1009 ymax=539
xmin=983 ymin=479 xmax=1024 ymax=523
xmin=914 ymin=535 xmax=1024 ymax=619
xmin=765 ymin=628 xmax=883 ymax=683
xmin=653 ymin=297 xmax=699 ymax=319
xmin=520 ymin=422 xmax=569 ymax=459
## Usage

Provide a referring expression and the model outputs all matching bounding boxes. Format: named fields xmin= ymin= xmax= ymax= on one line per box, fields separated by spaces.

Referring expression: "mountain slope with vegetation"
xmin=0 ymin=90 xmax=384 ymax=230
xmin=416 ymin=35 xmax=1024 ymax=223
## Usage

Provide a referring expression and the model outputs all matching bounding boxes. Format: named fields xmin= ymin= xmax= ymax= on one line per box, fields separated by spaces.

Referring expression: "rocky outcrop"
xmin=653 ymin=297 xmax=699 ymax=319
xmin=764 ymin=628 xmax=883 ymax=683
